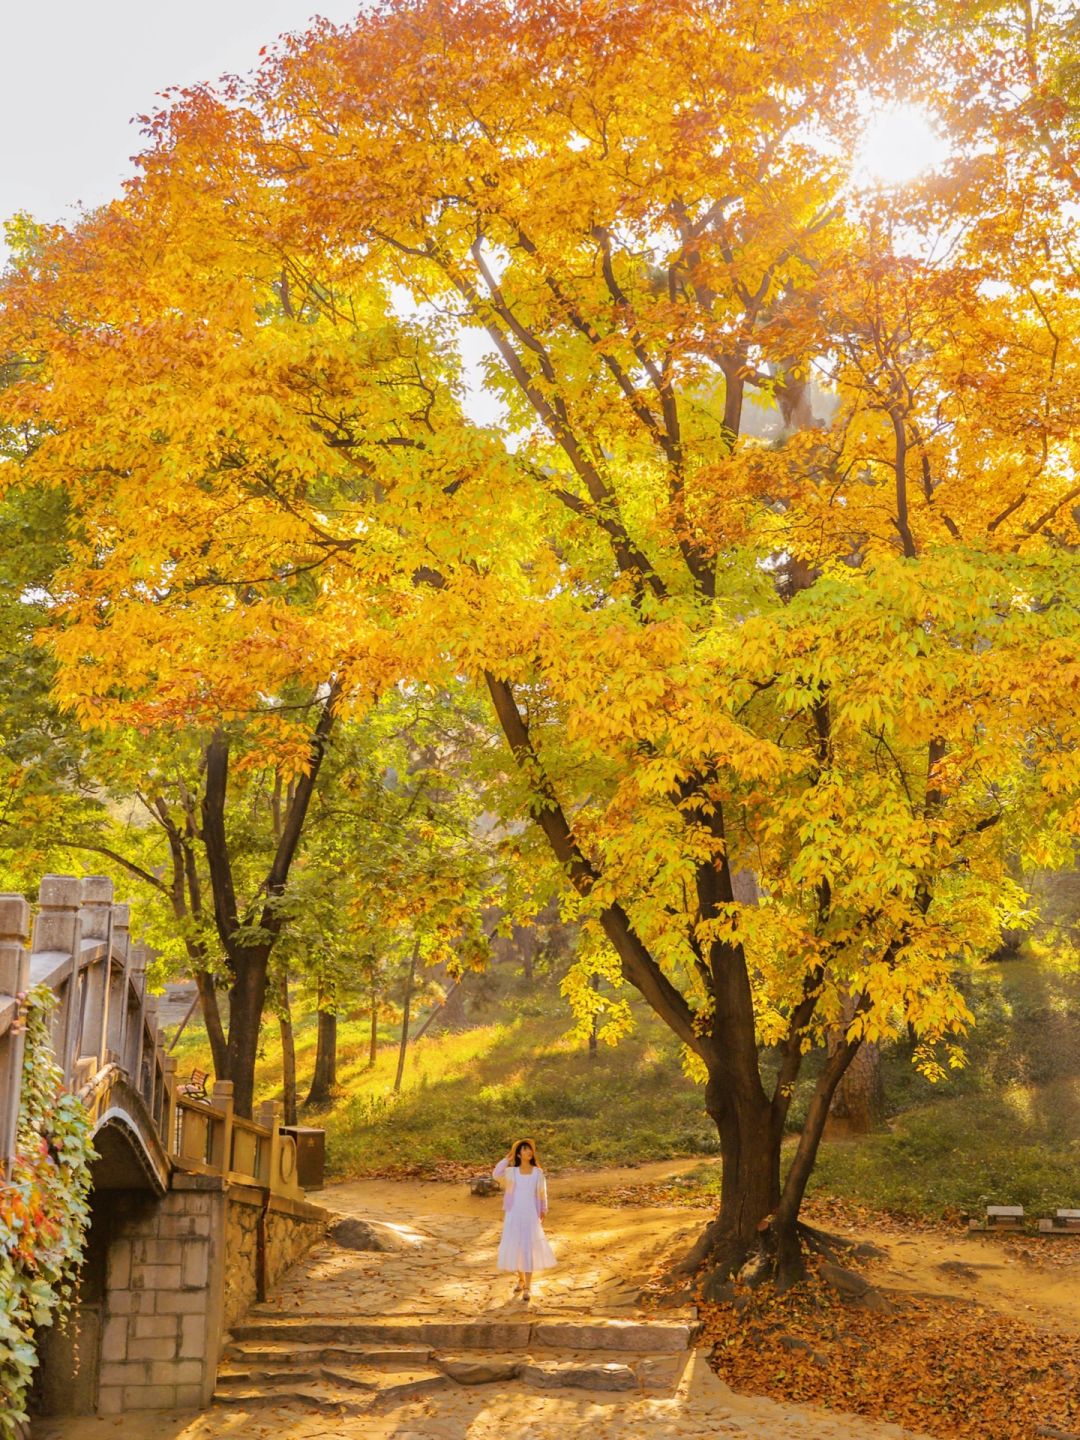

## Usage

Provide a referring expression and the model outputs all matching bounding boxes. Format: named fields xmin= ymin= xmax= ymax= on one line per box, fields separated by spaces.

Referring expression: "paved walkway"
xmin=34 ymin=1167 xmax=931 ymax=1440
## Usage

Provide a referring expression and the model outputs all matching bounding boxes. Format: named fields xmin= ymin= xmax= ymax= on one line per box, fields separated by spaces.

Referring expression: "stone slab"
xmin=520 ymin=1360 xmax=638 ymax=1391
xmin=530 ymin=1320 xmax=694 ymax=1353
xmin=232 ymin=1318 xmax=533 ymax=1349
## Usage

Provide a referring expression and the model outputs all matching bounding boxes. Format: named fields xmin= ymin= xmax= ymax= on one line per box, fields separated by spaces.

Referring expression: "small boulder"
xmin=328 ymin=1216 xmax=424 ymax=1252
xmin=778 ymin=1334 xmax=829 ymax=1365
xmin=468 ymin=1174 xmax=501 ymax=1197
xmin=856 ymin=1288 xmax=897 ymax=1315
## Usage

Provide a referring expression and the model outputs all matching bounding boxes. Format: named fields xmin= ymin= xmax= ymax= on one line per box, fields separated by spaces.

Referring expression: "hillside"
xmin=166 ymin=958 xmax=1080 ymax=1218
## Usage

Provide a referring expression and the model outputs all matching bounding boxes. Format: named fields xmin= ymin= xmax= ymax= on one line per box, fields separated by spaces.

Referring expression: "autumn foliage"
xmin=1 ymin=0 xmax=1079 ymax=1280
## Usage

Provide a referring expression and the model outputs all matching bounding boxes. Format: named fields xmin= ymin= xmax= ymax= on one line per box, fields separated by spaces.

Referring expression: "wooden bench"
xmin=969 ymin=1204 xmax=1025 ymax=1232
xmin=1037 ymin=1209 xmax=1080 ymax=1235
xmin=177 ymin=1067 xmax=209 ymax=1101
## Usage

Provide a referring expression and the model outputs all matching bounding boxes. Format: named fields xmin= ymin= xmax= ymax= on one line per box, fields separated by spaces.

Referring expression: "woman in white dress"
xmin=492 ymin=1138 xmax=556 ymax=1303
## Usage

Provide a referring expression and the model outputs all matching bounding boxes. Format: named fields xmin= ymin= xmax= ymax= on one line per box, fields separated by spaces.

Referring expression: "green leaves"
xmin=1 ymin=986 xmax=96 ymax=1436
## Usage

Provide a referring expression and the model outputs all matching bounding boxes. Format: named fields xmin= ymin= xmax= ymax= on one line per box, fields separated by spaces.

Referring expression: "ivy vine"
xmin=1 ymin=984 xmax=96 ymax=1437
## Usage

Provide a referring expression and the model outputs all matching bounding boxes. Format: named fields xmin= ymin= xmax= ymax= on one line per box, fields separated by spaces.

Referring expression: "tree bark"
xmin=305 ymin=1007 xmax=338 ymax=1107
xmin=278 ymin=973 xmax=297 ymax=1127
xmin=369 ymin=985 xmax=379 ymax=1068
xmin=829 ymin=1040 xmax=885 ymax=1133
xmin=394 ymin=943 xmax=419 ymax=1093
xmin=201 ymin=689 xmax=338 ymax=1118
xmin=770 ymin=1013 xmax=867 ymax=1285
xmin=588 ymin=973 xmax=599 ymax=1060
xmin=224 ymin=953 xmax=270 ymax=1120
xmin=194 ymin=969 xmax=228 ymax=1079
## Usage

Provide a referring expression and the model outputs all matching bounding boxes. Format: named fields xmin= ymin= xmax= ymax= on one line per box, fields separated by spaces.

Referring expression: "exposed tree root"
xmin=665 ymin=1214 xmax=890 ymax=1304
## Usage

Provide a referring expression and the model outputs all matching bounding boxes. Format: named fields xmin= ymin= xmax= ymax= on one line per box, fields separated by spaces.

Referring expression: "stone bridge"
xmin=0 ymin=876 xmax=328 ymax=1418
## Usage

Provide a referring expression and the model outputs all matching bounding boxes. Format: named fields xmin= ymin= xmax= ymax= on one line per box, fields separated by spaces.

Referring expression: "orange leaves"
xmin=700 ymin=1268 xmax=1080 ymax=1440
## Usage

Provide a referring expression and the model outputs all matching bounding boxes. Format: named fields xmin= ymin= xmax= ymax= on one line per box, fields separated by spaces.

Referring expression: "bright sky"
xmin=0 ymin=1 xmax=360 ymax=235
xmin=1 ymin=5 xmax=946 ymax=236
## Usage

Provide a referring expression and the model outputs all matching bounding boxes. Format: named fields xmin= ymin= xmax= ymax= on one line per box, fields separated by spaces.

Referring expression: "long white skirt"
xmin=497 ymin=1206 xmax=557 ymax=1273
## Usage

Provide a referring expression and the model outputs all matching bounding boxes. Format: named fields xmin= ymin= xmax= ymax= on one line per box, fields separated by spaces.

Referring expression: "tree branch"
xmin=484 ymin=670 xmax=707 ymax=1056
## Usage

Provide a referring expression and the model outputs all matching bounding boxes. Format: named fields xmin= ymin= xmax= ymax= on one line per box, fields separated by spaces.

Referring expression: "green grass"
xmin=168 ymin=989 xmax=719 ymax=1177
xmin=166 ymin=957 xmax=1080 ymax=1217
xmin=806 ymin=959 xmax=1080 ymax=1218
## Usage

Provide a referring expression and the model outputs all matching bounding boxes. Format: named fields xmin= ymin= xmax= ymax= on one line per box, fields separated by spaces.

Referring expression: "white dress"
xmin=496 ymin=1166 xmax=557 ymax=1273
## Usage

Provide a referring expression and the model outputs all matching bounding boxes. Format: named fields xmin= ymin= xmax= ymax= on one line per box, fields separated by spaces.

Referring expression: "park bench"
xmin=174 ymin=1068 xmax=211 ymax=1152
xmin=968 ymin=1204 xmax=1025 ymax=1232
xmin=1037 ymin=1209 xmax=1080 ymax=1235
xmin=177 ymin=1067 xmax=209 ymax=1101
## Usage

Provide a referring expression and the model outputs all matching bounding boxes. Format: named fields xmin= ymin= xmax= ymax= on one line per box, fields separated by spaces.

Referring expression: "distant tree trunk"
xmin=194 ymin=969 xmax=229 ymax=1080
xmin=521 ymin=929 xmax=535 ymax=985
xmin=588 ymin=973 xmax=599 ymax=1060
xmin=369 ymin=984 xmax=379 ymax=1067
xmin=440 ymin=978 xmax=467 ymax=1028
xmin=305 ymin=1004 xmax=337 ymax=1108
xmin=278 ymin=974 xmax=298 ymax=1127
xmin=394 ymin=943 xmax=419 ymax=1093
xmin=829 ymin=1041 xmax=885 ymax=1132
xmin=828 ymin=992 xmax=885 ymax=1133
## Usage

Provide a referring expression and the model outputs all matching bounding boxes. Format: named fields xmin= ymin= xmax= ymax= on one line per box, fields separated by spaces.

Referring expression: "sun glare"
xmin=855 ymin=105 xmax=949 ymax=186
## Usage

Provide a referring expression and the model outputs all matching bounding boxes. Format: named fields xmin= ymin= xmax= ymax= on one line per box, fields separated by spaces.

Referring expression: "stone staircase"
xmin=214 ymin=1313 xmax=698 ymax=1414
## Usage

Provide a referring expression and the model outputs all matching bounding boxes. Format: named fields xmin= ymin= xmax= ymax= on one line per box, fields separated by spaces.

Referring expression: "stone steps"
xmin=214 ymin=1315 xmax=695 ymax=1414
xmin=227 ymin=1340 xmax=435 ymax=1367
xmin=230 ymin=1315 xmax=696 ymax=1353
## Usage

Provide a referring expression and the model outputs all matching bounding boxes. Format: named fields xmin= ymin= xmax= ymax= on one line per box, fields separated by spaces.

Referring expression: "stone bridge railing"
xmin=0 ymin=874 xmax=303 ymax=1201
xmin=2 ymin=875 xmax=325 ymax=1419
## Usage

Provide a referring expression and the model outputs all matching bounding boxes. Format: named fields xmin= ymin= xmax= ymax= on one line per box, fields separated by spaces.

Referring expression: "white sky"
xmin=0 ymin=0 xmax=361 ymax=236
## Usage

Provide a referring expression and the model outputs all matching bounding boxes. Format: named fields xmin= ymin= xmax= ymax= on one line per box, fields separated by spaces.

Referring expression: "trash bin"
xmin=279 ymin=1125 xmax=325 ymax=1191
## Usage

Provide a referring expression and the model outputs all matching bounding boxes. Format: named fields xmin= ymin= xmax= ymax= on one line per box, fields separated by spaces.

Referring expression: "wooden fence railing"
xmin=0 ymin=875 xmax=301 ymax=1200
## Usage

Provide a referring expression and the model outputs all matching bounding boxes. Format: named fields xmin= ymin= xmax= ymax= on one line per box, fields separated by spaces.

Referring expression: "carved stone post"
xmin=78 ymin=876 xmax=113 ymax=1073
xmin=0 ymin=895 xmax=31 ymax=1180
xmin=32 ymin=875 xmax=82 ymax=1084
xmin=106 ymin=901 xmax=130 ymax=1063
xmin=162 ymin=1054 xmax=178 ymax=1155
xmin=210 ymin=1079 xmax=235 ymax=1175
xmin=125 ymin=943 xmax=148 ymax=1084
xmin=256 ymin=1098 xmax=279 ymax=1190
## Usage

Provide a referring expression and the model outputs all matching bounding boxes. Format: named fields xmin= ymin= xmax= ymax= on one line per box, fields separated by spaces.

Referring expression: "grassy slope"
xmin=167 ymin=959 xmax=1080 ymax=1217
xmin=169 ymin=988 xmax=719 ymax=1176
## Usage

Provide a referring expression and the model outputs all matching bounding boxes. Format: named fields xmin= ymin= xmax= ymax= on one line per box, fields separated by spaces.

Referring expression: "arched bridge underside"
xmin=83 ymin=1066 xmax=171 ymax=1196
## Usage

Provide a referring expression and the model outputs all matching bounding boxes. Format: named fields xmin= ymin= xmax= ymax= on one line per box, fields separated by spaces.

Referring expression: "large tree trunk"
xmin=278 ymin=974 xmax=297 ymax=1127
xmin=678 ymin=1071 xmax=782 ymax=1282
xmin=305 ymin=1007 xmax=337 ymax=1107
xmin=224 ymin=954 xmax=270 ymax=1119
xmin=769 ymin=1029 xmax=867 ymax=1285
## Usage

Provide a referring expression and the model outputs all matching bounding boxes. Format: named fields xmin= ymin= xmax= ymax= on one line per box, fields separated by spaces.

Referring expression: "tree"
xmin=2 ymin=0 xmax=1079 ymax=1285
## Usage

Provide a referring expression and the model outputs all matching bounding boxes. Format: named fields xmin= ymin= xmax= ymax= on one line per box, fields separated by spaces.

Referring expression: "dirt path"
xmin=41 ymin=1159 xmax=1078 ymax=1440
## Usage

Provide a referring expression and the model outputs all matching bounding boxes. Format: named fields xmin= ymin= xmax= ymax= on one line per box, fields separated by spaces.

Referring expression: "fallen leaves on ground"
xmin=700 ymin=1266 xmax=1080 ymax=1440
xmin=343 ymin=1160 xmax=481 ymax=1182
xmin=565 ymin=1178 xmax=710 ymax=1208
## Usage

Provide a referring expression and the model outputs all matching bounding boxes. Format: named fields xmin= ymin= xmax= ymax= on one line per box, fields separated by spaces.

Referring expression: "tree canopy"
xmin=2 ymin=0 xmax=1078 ymax=1279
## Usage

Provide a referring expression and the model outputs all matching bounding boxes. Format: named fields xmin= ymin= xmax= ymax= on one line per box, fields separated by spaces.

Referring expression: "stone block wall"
xmin=223 ymin=1184 xmax=327 ymax=1330
xmin=42 ymin=1171 xmax=325 ymax=1416
xmin=96 ymin=1174 xmax=225 ymax=1413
